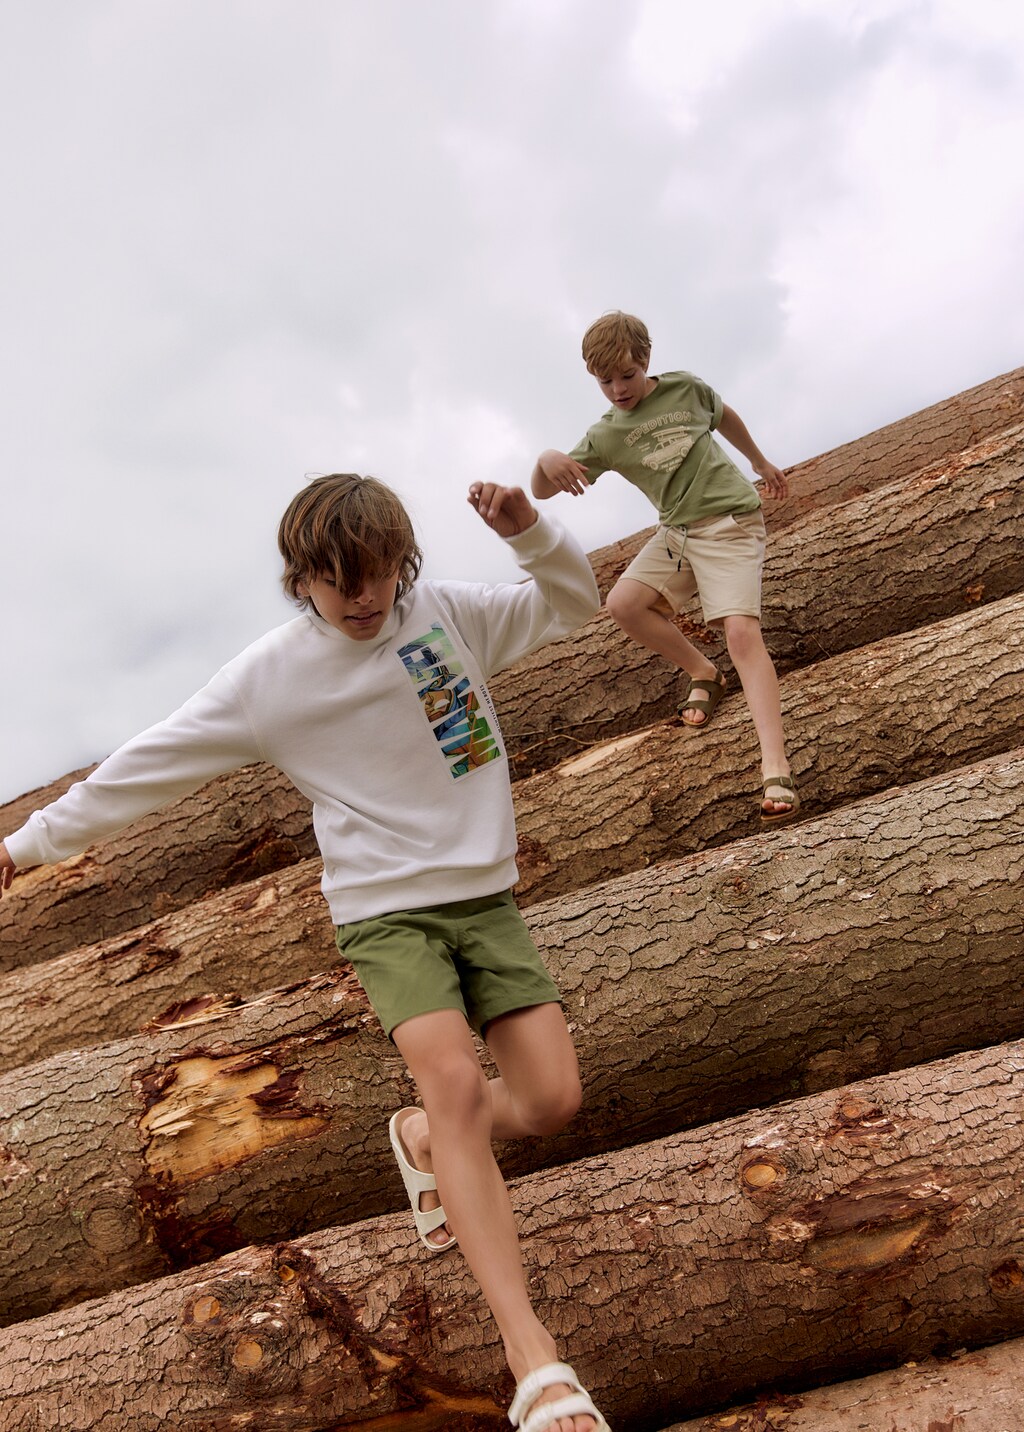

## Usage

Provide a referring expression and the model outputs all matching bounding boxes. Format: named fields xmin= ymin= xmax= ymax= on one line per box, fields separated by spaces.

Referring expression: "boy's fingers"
xmin=469 ymin=482 xmax=500 ymax=517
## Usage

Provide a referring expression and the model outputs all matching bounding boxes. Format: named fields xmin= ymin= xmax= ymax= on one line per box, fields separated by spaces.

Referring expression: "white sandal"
xmin=388 ymin=1108 xmax=457 ymax=1253
xmin=508 ymin=1361 xmax=611 ymax=1432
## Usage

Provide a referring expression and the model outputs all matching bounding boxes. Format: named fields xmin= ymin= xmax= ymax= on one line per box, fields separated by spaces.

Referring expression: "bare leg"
xmin=392 ymin=1005 xmax=596 ymax=1432
xmin=606 ymin=577 xmax=722 ymax=723
xmin=721 ymin=613 xmax=794 ymax=813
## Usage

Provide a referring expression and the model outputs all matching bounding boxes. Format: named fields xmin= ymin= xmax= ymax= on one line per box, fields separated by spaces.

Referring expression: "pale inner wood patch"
xmin=805 ymin=1213 xmax=932 ymax=1272
xmin=558 ymin=730 xmax=647 ymax=777
xmin=139 ymin=1055 xmax=327 ymax=1183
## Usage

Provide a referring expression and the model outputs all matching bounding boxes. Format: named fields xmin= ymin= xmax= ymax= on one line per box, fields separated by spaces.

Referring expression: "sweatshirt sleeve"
xmin=452 ymin=510 xmax=600 ymax=678
xmin=4 ymin=670 xmax=262 ymax=871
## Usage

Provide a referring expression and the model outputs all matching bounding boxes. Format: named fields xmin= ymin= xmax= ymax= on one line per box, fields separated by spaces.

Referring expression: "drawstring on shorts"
xmin=665 ymin=525 xmax=687 ymax=573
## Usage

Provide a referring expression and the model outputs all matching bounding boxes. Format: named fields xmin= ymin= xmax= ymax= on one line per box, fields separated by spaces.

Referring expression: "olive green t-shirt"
xmin=568 ymin=371 xmax=761 ymax=528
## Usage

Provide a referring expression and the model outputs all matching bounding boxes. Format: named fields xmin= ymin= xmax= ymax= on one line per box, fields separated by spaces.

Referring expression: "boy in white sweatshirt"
xmin=0 ymin=473 xmax=609 ymax=1432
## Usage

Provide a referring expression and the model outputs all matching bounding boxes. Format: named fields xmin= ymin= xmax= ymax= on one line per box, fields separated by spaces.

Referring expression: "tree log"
xmin=512 ymin=590 xmax=1024 ymax=904
xmin=2 ymin=570 xmax=1022 ymax=1069
xmin=0 ymin=858 xmax=335 ymax=1076
xmin=0 ymin=744 xmax=1021 ymax=1091
xmin=0 ymin=762 xmax=317 ymax=976
xmin=3 ymin=1040 xmax=1024 ymax=1430
xmin=659 ymin=1335 xmax=1024 ymax=1431
xmin=0 ymin=763 xmax=95 ymax=838
xmin=496 ymin=421 xmax=1024 ymax=776
xmin=4 ymin=421 xmax=1021 ymax=970
xmin=1 ymin=749 xmax=1021 ymax=1325
xmin=586 ymin=363 xmax=1024 ymax=593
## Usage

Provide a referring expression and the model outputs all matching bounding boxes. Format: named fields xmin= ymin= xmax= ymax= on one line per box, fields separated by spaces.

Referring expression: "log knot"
xmin=989 ymin=1258 xmax=1024 ymax=1298
xmin=82 ymin=1199 xmax=143 ymax=1255
xmin=181 ymin=1277 xmax=301 ymax=1397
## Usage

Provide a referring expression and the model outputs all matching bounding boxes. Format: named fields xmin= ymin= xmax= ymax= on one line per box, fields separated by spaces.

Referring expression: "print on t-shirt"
xmin=397 ymin=623 xmax=502 ymax=779
xmin=622 ymin=410 xmax=698 ymax=472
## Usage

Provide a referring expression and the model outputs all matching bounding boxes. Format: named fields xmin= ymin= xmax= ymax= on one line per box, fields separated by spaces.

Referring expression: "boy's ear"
xmin=296 ymin=579 xmax=309 ymax=599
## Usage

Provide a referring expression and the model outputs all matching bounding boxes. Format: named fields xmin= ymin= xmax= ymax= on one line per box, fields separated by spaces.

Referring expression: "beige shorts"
xmin=620 ymin=509 xmax=766 ymax=624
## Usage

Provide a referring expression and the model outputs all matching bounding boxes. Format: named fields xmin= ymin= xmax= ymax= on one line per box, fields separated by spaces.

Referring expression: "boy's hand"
xmin=0 ymin=843 xmax=15 ymax=898
xmin=751 ymin=461 xmax=789 ymax=499
xmin=533 ymin=449 xmax=590 ymax=498
xmin=468 ymin=483 xmax=539 ymax=538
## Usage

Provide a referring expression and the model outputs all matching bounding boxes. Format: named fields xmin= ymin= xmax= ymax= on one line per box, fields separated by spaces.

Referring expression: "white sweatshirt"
xmin=5 ymin=513 xmax=598 ymax=925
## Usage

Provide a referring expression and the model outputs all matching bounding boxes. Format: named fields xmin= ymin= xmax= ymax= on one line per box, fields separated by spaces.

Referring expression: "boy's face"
xmin=298 ymin=567 xmax=401 ymax=641
xmin=594 ymin=353 xmax=655 ymax=412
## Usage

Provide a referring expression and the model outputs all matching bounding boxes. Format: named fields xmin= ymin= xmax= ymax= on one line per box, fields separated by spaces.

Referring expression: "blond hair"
xmin=580 ymin=311 xmax=652 ymax=376
xmin=278 ymin=474 xmax=422 ymax=606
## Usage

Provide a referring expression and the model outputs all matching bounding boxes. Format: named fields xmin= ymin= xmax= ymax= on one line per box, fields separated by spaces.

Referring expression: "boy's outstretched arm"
xmin=467 ymin=482 xmax=539 ymax=537
xmin=0 ymin=842 xmax=14 ymax=897
xmin=461 ymin=481 xmax=600 ymax=674
xmin=718 ymin=404 xmax=789 ymax=498
xmin=530 ymin=449 xmax=590 ymax=499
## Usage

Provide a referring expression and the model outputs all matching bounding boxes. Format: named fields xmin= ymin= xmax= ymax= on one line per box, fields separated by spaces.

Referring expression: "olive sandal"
xmin=760 ymin=775 xmax=800 ymax=826
xmin=678 ymin=668 xmax=727 ymax=728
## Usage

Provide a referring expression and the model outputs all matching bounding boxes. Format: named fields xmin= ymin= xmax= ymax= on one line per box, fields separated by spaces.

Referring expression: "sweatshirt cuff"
xmin=505 ymin=508 xmax=560 ymax=563
xmin=4 ymin=825 xmax=43 ymax=872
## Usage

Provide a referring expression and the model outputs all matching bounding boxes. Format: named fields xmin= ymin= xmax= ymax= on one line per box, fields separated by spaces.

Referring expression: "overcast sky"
xmin=2 ymin=0 xmax=1022 ymax=807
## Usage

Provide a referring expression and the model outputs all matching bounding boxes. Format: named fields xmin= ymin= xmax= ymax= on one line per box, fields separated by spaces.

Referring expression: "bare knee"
xmin=605 ymin=580 xmax=635 ymax=629
xmin=606 ymin=579 xmax=664 ymax=632
xmin=519 ymin=1074 xmax=583 ymax=1137
xmin=723 ymin=614 xmax=766 ymax=665
xmin=418 ymin=1049 xmax=489 ymax=1128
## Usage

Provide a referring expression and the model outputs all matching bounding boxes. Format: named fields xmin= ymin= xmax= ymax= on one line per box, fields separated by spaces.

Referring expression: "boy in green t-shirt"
xmin=531 ymin=310 xmax=798 ymax=823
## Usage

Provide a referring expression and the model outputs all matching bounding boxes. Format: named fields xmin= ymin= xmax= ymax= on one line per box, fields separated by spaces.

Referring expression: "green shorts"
xmin=334 ymin=890 xmax=561 ymax=1040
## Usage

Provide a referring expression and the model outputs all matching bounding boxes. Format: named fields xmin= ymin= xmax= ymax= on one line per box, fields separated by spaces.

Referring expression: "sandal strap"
xmin=413 ymin=1204 xmax=449 ymax=1237
xmin=681 ymin=670 xmax=725 ymax=715
xmin=509 ymin=1363 xmax=581 ymax=1426
xmin=762 ymin=775 xmax=795 ymax=793
xmin=521 ymin=1392 xmax=602 ymax=1432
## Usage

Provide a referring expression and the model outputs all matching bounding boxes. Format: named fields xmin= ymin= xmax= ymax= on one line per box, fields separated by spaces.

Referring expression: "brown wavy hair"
xmin=278 ymin=474 xmax=423 ymax=606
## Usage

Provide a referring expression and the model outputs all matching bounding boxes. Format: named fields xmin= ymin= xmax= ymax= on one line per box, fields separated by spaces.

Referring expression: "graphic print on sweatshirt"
xmin=397 ymin=623 xmax=503 ymax=779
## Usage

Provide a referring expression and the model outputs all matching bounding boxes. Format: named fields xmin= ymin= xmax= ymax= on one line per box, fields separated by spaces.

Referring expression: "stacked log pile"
xmin=0 ymin=367 xmax=1022 ymax=1429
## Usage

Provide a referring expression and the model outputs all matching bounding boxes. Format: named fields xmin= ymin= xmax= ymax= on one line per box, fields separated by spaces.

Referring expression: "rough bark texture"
xmin=0 ymin=858 xmax=335 ymax=1075
xmin=0 ymin=763 xmax=95 ymax=836
xmin=0 ymin=761 xmax=317 ymax=975
xmin=659 ymin=1336 xmax=1024 ymax=1431
xmin=3 ymin=1040 xmax=1024 ymax=1430
xmin=0 ymin=970 xmax=404 ymax=1327
xmin=512 ymin=591 xmax=1024 ymax=905
xmin=496 ymin=422 xmax=1024 ymax=777
xmin=585 ymin=362 xmax=1024 ymax=593
xmin=2 ymin=750 xmax=1022 ymax=1327
xmin=0 ymin=744 xmax=1019 ymax=1099
xmin=2 ymin=369 xmax=1024 ymax=1426
xmin=5 ymin=415 xmax=1022 ymax=968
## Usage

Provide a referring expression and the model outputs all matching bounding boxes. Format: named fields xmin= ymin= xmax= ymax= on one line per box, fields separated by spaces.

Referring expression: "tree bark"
xmin=0 ymin=745 xmax=1021 ymax=1093
xmin=3 ymin=1040 xmax=1024 ymax=1430
xmin=658 ymin=1335 xmax=1024 ymax=1431
xmin=0 ymin=763 xmax=96 ymax=838
xmin=1 ymin=749 xmax=1021 ymax=1327
xmin=0 ymin=762 xmax=317 ymax=976
xmin=496 ymin=421 xmax=1024 ymax=776
xmin=585 ymin=362 xmax=1024 ymax=593
xmin=511 ymin=590 xmax=1024 ymax=905
xmin=4 ymin=421 xmax=1021 ymax=969
xmin=0 ymin=857 xmax=335 ymax=1076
